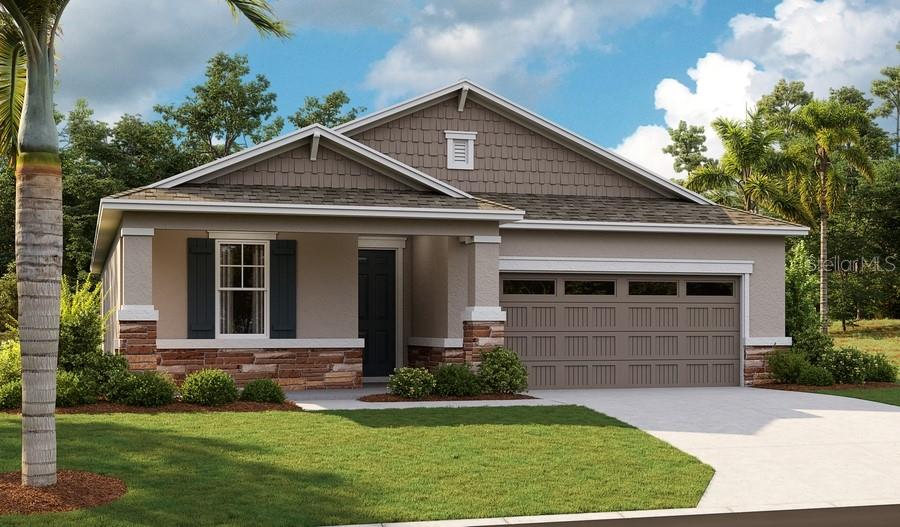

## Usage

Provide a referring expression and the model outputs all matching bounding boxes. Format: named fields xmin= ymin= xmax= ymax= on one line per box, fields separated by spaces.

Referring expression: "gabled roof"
xmin=147 ymin=123 xmax=472 ymax=199
xmin=334 ymin=80 xmax=713 ymax=205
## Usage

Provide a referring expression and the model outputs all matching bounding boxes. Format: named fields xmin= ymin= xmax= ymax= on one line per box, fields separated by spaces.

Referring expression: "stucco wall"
xmin=153 ymin=229 xmax=207 ymax=339
xmin=499 ymin=230 xmax=787 ymax=338
xmin=410 ymin=236 xmax=449 ymax=338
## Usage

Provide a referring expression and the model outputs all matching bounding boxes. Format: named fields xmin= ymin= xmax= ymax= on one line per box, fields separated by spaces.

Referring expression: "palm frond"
xmin=685 ymin=163 xmax=736 ymax=194
xmin=0 ymin=13 xmax=25 ymax=164
xmin=224 ymin=0 xmax=291 ymax=38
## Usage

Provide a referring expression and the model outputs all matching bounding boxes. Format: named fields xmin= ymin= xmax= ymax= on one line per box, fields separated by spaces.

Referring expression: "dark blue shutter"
xmin=270 ymin=239 xmax=297 ymax=338
xmin=187 ymin=238 xmax=215 ymax=339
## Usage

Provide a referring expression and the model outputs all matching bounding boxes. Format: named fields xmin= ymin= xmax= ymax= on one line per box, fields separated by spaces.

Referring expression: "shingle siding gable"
xmin=351 ymin=99 xmax=665 ymax=198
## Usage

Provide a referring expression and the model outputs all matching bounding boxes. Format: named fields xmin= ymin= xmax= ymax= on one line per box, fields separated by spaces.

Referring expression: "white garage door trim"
xmin=499 ymin=256 xmax=753 ymax=386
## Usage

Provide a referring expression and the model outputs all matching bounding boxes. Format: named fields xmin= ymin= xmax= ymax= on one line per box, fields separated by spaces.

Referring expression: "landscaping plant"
xmin=863 ymin=353 xmax=898 ymax=383
xmin=55 ymin=371 xmax=96 ymax=408
xmin=181 ymin=369 xmax=239 ymax=406
xmin=818 ymin=347 xmax=868 ymax=384
xmin=107 ymin=371 xmax=177 ymax=407
xmin=767 ymin=350 xmax=810 ymax=384
xmin=0 ymin=378 xmax=21 ymax=409
xmin=797 ymin=364 xmax=835 ymax=387
xmin=434 ymin=364 xmax=481 ymax=397
xmin=0 ymin=339 xmax=21 ymax=385
xmin=240 ymin=379 xmax=286 ymax=403
xmin=478 ymin=347 xmax=528 ymax=394
xmin=387 ymin=367 xmax=436 ymax=399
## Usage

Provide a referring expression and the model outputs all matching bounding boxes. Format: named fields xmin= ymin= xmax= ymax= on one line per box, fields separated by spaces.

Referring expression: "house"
xmin=91 ymin=80 xmax=808 ymax=390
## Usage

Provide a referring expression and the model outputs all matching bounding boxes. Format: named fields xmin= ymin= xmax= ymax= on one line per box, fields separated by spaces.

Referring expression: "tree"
xmin=288 ymin=90 xmax=365 ymax=129
xmin=156 ymin=53 xmax=284 ymax=164
xmin=0 ymin=0 xmax=288 ymax=488
xmin=661 ymin=120 xmax=712 ymax=176
xmin=828 ymin=86 xmax=892 ymax=160
xmin=786 ymin=100 xmax=875 ymax=334
xmin=757 ymin=79 xmax=813 ymax=135
xmin=684 ymin=113 xmax=805 ymax=220
xmin=0 ymin=13 xmax=24 ymax=161
xmin=871 ymin=42 xmax=900 ymax=155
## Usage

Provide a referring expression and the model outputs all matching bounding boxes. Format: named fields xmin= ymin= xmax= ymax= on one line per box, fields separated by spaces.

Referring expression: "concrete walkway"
xmin=286 ymin=385 xmax=562 ymax=410
xmin=533 ymin=387 xmax=900 ymax=511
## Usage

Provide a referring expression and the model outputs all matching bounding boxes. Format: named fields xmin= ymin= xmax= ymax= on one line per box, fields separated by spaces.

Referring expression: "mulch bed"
xmin=3 ymin=401 xmax=301 ymax=415
xmin=359 ymin=393 xmax=534 ymax=402
xmin=0 ymin=470 xmax=126 ymax=515
xmin=756 ymin=382 xmax=900 ymax=392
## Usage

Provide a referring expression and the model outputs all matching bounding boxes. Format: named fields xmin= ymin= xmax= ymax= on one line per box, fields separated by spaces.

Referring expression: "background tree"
xmin=757 ymin=79 xmax=813 ymax=135
xmin=288 ymin=90 xmax=365 ymax=128
xmin=828 ymin=86 xmax=893 ymax=159
xmin=156 ymin=53 xmax=284 ymax=164
xmin=871 ymin=42 xmax=900 ymax=155
xmin=661 ymin=120 xmax=712 ymax=176
xmin=0 ymin=0 xmax=288 ymax=488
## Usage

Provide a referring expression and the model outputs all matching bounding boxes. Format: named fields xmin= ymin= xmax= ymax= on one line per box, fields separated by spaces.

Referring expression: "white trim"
xmin=120 ymin=228 xmax=154 ymax=237
xmin=99 ymin=198 xmax=524 ymax=222
xmin=156 ymin=338 xmax=365 ymax=350
xmin=445 ymin=131 xmax=476 ymax=170
xmin=460 ymin=235 xmax=501 ymax=245
xmin=740 ymin=273 xmax=750 ymax=387
xmin=745 ymin=337 xmax=792 ymax=347
xmin=334 ymin=80 xmax=712 ymax=205
xmin=457 ymin=86 xmax=468 ymax=112
xmin=148 ymin=124 xmax=472 ymax=199
xmin=358 ymin=236 xmax=407 ymax=249
xmin=309 ymin=130 xmax=320 ymax=161
xmin=502 ymin=219 xmax=809 ymax=236
xmin=463 ymin=306 xmax=506 ymax=322
xmin=499 ymin=256 xmax=754 ymax=275
xmin=444 ymin=131 xmax=478 ymax=140
xmin=407 ymin=337 xmax=464 ymax=348
xmin=117 ymin=305 xmax=159 ymax=321
xmin=215 ymin=240 xmax=269 ymax=339
xmin=208 ymin=231 xmax=277 ymax=240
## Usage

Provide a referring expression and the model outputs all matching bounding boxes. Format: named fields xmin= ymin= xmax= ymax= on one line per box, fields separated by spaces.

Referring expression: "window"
xmin=565 ymin=280 xmax=615 ymax=295
xmin=686 ymin=281 xmax=734 ymax=296
xmin=217 ymin=241 xmax=267 ymax=336
xmin=503 ymin=279 xmax=555 ymax=295
xmin=628 ymin=281 xmax=677 ymax=296
xmin=445 ymin=130 xmax=476 ymax=170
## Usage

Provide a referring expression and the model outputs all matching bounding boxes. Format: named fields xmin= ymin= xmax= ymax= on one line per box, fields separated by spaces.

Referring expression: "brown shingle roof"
xmin=109 ymin=185 xmax=518 ymax=212
xmin=474 ymin=192 xmax=800 ymax=227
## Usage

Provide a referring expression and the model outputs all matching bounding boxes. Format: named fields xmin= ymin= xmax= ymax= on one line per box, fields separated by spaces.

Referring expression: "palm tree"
xmin=685 ymin=114 xmax=806 ymax=222
xmin=0 ymin=12 xmax=24 ymax=163
xmin=786 ymin=100 xmax=874 ymax=334
xmin=0 ymin=0 xmax=288 ymax=487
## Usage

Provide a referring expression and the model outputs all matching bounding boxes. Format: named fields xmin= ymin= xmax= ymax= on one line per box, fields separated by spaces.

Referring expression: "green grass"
xmin=816 ymin=386 xmax=900 ymax=407
xmin=830 ymin=319 xmax=900 ymax=366
xmin=0 ymin=406 xmax=713 ymax=526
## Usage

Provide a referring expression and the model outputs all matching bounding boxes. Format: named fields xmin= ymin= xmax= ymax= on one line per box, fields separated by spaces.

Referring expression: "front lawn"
xmin=831 ymin=319 xmax=900 ymax=367
xmin=816 ymin=386 xmax=900 ymax=407
xmin=0 ymin=405 xmax=712 ymax=526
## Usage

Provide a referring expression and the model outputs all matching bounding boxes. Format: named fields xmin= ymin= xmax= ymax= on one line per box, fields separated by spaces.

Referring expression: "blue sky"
xmin=56 ymin=0 xmax=898 ymax=179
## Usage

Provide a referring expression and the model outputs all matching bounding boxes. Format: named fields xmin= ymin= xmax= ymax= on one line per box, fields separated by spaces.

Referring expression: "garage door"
xmin=501 ymin=274 xmax=741 ymax=388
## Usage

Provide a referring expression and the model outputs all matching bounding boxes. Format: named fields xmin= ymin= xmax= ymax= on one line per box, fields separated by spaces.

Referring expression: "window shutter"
xmin=187 ymin=238 xmax=215 ymax=339
xmin=269 ymin=239 xmax=297 ymax=339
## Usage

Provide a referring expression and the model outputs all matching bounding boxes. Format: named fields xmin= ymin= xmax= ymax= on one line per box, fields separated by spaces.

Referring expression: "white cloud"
xmin=614 ymin=125 xmax=678 ymax=180
xmin=615 ymin=0 xmax=900 ymax=180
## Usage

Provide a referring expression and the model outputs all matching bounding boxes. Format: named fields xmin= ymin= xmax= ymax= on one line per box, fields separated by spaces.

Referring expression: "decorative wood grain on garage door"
xmin=501 ymin=275 xmax=741 ymax=388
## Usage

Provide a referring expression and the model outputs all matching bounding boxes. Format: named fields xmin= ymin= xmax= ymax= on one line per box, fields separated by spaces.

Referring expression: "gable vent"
xmin=445 ymin=130 xmax=477 ymax=170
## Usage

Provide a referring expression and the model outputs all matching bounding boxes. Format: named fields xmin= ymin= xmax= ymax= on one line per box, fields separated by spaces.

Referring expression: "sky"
xmin=54 ymin=0 xmax=900 ymax=180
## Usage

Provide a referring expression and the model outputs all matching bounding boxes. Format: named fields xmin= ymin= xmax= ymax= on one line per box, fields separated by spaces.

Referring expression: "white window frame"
xmin=445 ymin=130 xmax=477 ymax=170
xmin=214 ymin=239 xmax=269 ymax=339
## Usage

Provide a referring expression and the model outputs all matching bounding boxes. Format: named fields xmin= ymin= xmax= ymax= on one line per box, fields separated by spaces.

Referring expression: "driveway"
xmin=533 ymin=387 xmax=900 ymax=511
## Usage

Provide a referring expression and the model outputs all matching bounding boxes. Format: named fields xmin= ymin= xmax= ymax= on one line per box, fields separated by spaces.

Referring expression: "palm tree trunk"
xmin=17 ymin=51 xmax=61 ymax=487
xmin=818 ymin=194 xmax=829 ymax=335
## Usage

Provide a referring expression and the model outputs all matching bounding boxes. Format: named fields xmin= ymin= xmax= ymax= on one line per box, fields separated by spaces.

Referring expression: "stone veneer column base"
xmin=462 ymin=320 xmax=505 ymax=367
xmin=744 ymin=345 xmax=790 ymax=386
xmin=407 ymin=346 xmax=465 ymax=370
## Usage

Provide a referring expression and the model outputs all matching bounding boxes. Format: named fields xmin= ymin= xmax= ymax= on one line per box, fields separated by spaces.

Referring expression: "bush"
xmin=56 ymin=370 xmax=96 ymax=407
xmin=478 ymin=347 xmax=528 ymax=394
xmin=0 ymin=379 xmax=21 ymax=409
xmin=791 ymin=328 xmax=834 ymax=364
xmin=819 ymin=347 xmax=867 ymax=384
xmin=58 ymin=278 xmax=105 ymax=373
xmin=0 ymin=339 xmax=21 ymax=385
xmin=767 ymin=350 xmax=809 ymax=384
xmin=181 ymin=369 xmax=238 ymax=406
xmin=387 ymin=367 xmax=436 ymax=399
xmin=434 ymin=364 xmax=481 ymax=397
xmin=107 ymin=371 xmax=177 ymax=407
xmin=863 ymin=353 xmax=898 ymax=383
xmin=784 ymin=242 xmax=820 ymax=340
xmin=797 ymin=364 xmax=834 ymax=386
xmin=240 ymin=379 xmax=286 ymax=403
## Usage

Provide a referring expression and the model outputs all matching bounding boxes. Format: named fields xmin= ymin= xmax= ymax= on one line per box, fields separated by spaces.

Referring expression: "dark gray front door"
xmin=359 ymin=250 xmax=396 ymax=377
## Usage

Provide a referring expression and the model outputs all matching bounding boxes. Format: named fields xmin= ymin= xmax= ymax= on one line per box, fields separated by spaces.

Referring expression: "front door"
xmin=358 ymin=250 xmax=396 ymax=377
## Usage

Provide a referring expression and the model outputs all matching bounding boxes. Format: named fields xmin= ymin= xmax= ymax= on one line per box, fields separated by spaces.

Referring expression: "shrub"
xmin=791 ymin=328 xmax=834 ymax=364
xmin=107 ymin=371 xmax=177 ymax=407
xmin=478 ymin=347 xmax=528 ymax=394
xmin=767 ymin=350 xmax=809 ymax=384
xmin=819 ymin=347 xmax=867 ymax=384
xmin=434 ymin=364 xmax=481 ymax=397
xmin=387 ymin=367 xmax=436 ymax=399
xmin=58 ymin=278 xmax=105 ymax=373
xmin=797 ymin=364 xmax=834 ymax=386
xmin=784 ymin=242 xmax=820 ymax=340
xmin=240 ymin=379 xmax=286 ymax=403
xmin=56 ymin=370 xmax=96 ymax=407
xmin=0 ymin=379 xmax=21 ymax=409
xmin=863 ymin=353 xmax=898 ymax=383
xmin=0 ymin=339 xmax=21 ymax=385
xmin=181 ymin=369 xmax=238 ymax=406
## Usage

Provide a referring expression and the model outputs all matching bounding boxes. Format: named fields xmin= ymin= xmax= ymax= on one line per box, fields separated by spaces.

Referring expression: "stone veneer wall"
xmin=118 ymin=320 xmax=362 ymax=390
xmin=744 ymin=345 xmax=789 ymax=386
xmin=462 ymin=320 xmax=505 ymax=366
xmin=407 ymin=346 xmax=466 ymax=370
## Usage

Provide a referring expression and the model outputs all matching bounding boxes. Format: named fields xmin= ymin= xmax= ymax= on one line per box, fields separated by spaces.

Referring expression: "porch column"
xmin=462 ymin=236 xmax=505 ymax=365
xmin=117 ymin=228 xmax=158 ymax=370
